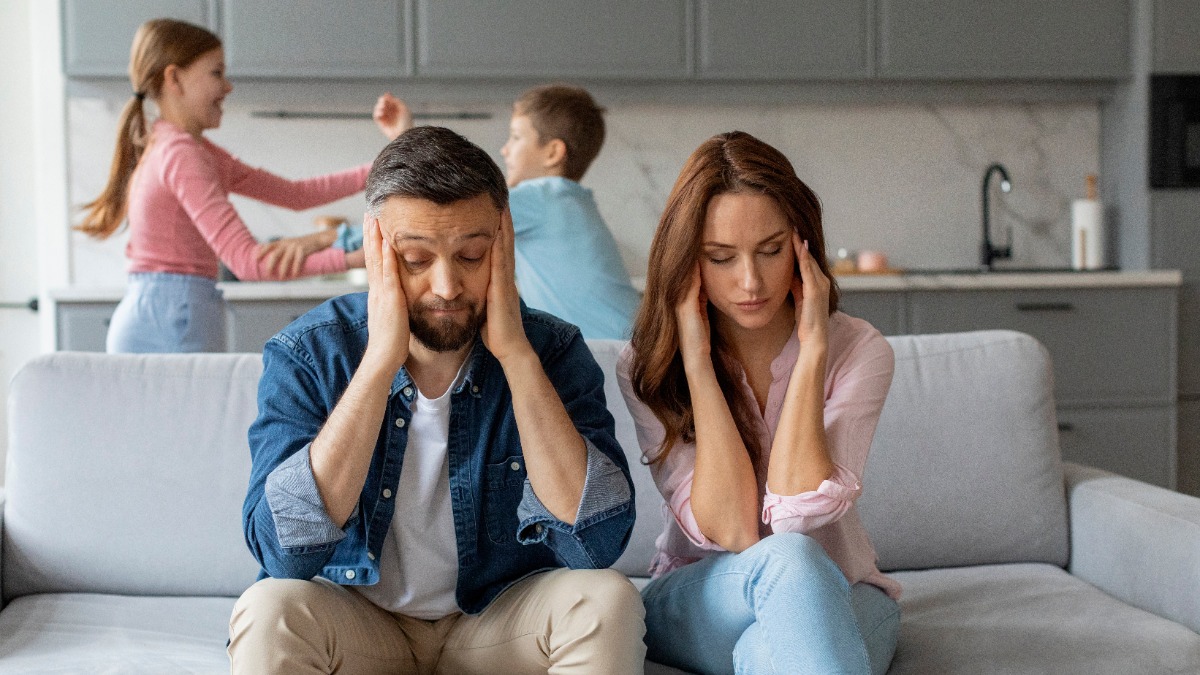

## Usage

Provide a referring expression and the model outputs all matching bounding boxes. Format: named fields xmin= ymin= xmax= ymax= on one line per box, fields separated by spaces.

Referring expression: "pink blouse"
xmin=616 ymin=311 xmax=901 ymax=599
xmin=124 ymin=119 xmax=370 ymax=281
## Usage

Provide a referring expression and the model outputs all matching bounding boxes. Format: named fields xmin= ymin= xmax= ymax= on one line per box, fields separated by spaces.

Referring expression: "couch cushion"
xmin=0 ymin=593 xmax=235 ymax=673
xmin=5 ymin=353 xmax=263 ymax=600
xmin=858 ymin=331 xmax=1069 ymax=571
xmin=888 ymin=563 xmax=1200 ymax=674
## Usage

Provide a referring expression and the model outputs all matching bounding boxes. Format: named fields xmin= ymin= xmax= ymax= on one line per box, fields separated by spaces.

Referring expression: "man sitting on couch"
xmin=230 ymin=126 xmax=645 ymax=674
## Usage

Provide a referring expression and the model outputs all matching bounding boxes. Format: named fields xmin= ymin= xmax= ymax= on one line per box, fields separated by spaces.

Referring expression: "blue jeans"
xmin=641 ymin=533 xmax=900 ymax=675
xmin=107 ymin=272 xmax=227 ymax=353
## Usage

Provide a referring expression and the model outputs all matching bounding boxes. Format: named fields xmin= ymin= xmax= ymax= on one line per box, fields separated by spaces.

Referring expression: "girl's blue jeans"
xmin=641 ymin=533 xmax=900 ymax=675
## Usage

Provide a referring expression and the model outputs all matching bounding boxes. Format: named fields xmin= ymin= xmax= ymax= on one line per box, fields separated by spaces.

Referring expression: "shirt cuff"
xmin=264 ymin=444 xmax=349 ymax=549
xmin=516 ymin=439 xmax=631 ymax=542
xmin=762 ymin=464 xmax=862 ymax=533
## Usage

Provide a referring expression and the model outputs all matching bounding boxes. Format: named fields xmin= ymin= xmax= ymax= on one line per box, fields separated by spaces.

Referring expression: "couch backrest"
xmin=4 ymin=330 xmax=1068 ymax=599
xmin=5 ymin=352 xmax=264 ymax=600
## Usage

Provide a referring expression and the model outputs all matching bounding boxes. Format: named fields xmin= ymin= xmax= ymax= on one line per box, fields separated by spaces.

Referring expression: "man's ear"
xmin=542 ymin=138 xmax=568 ymax=172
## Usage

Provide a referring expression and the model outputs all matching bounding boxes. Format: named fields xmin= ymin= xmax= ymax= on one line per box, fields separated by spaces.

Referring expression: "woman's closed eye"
xmin=707 ymin=255 xmax=734 ymax=265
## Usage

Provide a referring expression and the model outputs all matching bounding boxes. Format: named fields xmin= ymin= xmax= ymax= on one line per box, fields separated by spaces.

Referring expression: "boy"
xmin=501 ymin=84 xmax=641 ymax=340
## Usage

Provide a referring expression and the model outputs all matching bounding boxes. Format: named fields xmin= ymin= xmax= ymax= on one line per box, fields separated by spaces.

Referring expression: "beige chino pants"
xmin=228 ymin=568 xmax=646 ymax=674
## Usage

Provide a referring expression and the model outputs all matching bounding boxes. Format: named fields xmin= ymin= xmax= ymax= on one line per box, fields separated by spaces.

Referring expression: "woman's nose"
xmin=739 ymin=260 xmax=762 ymax=293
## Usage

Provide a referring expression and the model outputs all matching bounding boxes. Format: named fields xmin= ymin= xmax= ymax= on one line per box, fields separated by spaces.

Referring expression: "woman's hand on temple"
xmin=373 ymin=93 xmax=412 ymax=141
xmin=675 ymin=263 xmax=711 ymax=364
xmin=792 ymin=231 xmax=830 ymax=347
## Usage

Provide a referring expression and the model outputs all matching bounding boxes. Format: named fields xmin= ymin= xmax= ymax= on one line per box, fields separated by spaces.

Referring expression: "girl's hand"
xmin=675 ymin=263 xmax=711 ymax=364
xmin=257 ymin=229 xmax=337 ymax=279
xmin=361 ymin=214 xmax=409 ymax=373
xmin=792 ymin=231 xmax=830 ymax=347
xmin=373 ymin=92 xmax=412 ymax=141
xmin=481 ymin=209 xmax=531 ymax=363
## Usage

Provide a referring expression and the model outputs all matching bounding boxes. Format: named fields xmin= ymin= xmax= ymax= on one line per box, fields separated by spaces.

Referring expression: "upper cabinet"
xmin=877 ymin=0 xmax=1129 ymax=79
xmin=63 ymin=0 xmax=216 ymax=77
xmin=221 ymin=1 xmax=407 ymax=78
xmin=63 ymin=0 xmax=1133 ymax=83
xmin=1154 ymin=0 xmax=1200 ymax=74
xmin=695 ymin=0 xmax=871 ymax=80
xmin=414 ymin=0 xmax=688 ymax=79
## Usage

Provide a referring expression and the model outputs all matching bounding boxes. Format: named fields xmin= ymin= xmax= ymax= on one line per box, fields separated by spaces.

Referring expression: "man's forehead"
xmin=378 ymin=194 xmax=499 ymax=243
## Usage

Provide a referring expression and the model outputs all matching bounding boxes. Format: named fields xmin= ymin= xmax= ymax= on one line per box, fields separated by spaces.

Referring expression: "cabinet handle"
xmin=1015 ymin=302 xmax=1074 ymax=312
xmin=1057 ymin=422 xmax=1075 ymax=432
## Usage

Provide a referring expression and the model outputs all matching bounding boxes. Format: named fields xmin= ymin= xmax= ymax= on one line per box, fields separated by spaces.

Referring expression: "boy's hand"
xmin=361 ymin=213 xmax=410 ymax=374
xmin=481 ymin=209 xmax=531 ymax=363
xmin=374 ymin=93 xmax=412 ymax=141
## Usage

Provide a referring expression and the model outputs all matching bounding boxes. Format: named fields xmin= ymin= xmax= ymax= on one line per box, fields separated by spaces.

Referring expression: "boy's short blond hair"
xmin=514 ymin=84 xmax=606 ymax=181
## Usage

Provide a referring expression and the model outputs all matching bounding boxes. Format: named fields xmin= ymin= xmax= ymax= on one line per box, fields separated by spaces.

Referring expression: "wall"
xmin=66 ymin=92 xmax=1101 ymax=285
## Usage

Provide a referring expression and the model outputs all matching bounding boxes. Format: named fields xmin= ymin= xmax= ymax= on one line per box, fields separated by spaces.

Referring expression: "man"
xmin=230 ymin=126 xmax=645 ymax=674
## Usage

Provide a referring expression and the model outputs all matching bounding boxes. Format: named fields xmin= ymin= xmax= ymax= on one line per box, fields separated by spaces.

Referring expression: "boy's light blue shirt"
xmin=509 ymin=176 xmax=641 ymax=340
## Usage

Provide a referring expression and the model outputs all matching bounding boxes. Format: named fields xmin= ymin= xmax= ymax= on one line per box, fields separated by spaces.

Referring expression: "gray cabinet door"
xmin=1057 ymin=406 xmax=1175 ymax=488
xmin=1154 ymin=0 xmax=1200 ymax=74
xmin=226 ymin=299 xmax=324 ymax=352
xmin=221 ymin=0 xmax=407 ymax=77
xmin=839 ymin=291 xmax=904 ymax=336
xmin=877 ymin=0 xmax=1129 ymax=79
xmin=63 ymin=0 xmax=216 ymax=76
xmin=415 ymin=0 xmax=689 ymax=78
xmin=56 ymin=302 xmax=118 ymax=352
xmin=696 ymin=0 xmax=871 ymax=79
xmin=908 ymin=288 xmax=1176 ymax=406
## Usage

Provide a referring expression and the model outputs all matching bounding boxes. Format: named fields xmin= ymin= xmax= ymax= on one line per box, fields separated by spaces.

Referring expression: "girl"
xmin=618 ymin=131 xmax=901 ymax=674
xmin=79 ymin=18 xmax=409 ymax=353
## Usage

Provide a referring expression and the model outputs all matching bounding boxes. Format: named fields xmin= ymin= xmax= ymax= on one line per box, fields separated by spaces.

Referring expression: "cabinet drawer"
xmin=226 ymin=300 xmax=324 ymax=353
xmin=909 ymin=288 xmax=1175 ymax=405
xmin=56 ymin=302 xmax=118 ymax=352
xmin=1057 ymin=406 xmax=1175 ymax=488
xmin=839 ymin=291 xmax=904 ymax=337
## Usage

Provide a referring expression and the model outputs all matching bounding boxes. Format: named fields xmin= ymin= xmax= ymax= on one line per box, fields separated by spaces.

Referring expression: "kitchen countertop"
xmin=48 ymin=270 xmax=1182 ymax=303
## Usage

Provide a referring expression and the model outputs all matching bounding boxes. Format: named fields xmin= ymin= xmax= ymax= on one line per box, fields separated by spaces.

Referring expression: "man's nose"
xmin=430 ymin=261 xmax=463 ymax=300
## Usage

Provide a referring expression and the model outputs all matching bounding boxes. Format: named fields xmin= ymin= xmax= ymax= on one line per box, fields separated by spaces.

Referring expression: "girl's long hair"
xmin=628 ymin=131 xmax=838 ymax=466
xmin=77 ymin=19 xmax=221 ymax=239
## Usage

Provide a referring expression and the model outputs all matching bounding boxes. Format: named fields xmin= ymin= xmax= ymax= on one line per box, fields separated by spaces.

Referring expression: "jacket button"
xmin=383 ymin=489 xmax=393 ymax=499
xmin=471 ymin=385 xmax=480 ymax=394
xmin=395 ymin=418 xmax=406 ymax=428
xmin=345 ymin=570 xmax=356 ymax=580
xmin=402 ymin=386 xmax=413 ymax=397
xmin=368 ymin=552 xmax=376 ymax=561
xmin=510 ymin=462 xmax=520 ymax=471
xmin=535 ymin=524 xmax=544 ymax=534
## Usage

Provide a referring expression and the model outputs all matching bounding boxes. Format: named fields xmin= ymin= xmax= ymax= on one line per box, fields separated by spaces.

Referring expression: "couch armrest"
xmin=0 ymin=488 xmax=6 ymax=611
xmin=1065 ymin=462 xmax=1200 ymax=633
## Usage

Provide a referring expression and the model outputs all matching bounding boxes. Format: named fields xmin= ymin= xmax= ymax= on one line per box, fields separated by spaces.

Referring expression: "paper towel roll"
xmin=1071 ymin=199 xmax=1104 ymax=270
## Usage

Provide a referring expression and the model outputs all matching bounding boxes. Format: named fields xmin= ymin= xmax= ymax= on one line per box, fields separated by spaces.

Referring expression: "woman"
xmin=78 ymin=18 xmax=409 ymax=353
xmin=618 ymin=131 xmax=901 ymax=674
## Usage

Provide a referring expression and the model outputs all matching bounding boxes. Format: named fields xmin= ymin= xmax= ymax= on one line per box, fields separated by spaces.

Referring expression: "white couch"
xmin=3 ymin=331 xmax=1199 ymax=673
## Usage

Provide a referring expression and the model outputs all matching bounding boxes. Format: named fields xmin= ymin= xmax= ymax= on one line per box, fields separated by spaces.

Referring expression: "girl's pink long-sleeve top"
xmin=617 ymin=311 xmax=902 ymax=599
xmin=124 ymin=119 xmax=369 ymax=281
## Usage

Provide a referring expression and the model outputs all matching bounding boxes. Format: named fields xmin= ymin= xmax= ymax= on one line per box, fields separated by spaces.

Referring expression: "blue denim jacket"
xmin=242 ymin=293 xmax=635 ymax=614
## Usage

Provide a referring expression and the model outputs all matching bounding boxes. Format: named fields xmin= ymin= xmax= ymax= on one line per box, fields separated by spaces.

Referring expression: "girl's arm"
xmin=676 ymin=264 xmax=762 ymax=553
xmin=766 ymin=233 xmax=835 ymax=495
xmin=214 ymin=141 xmax=370 ymax=211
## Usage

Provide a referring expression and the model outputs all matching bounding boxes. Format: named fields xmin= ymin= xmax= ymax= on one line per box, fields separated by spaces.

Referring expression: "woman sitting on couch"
xmin=617 ymin=131 xmax=901 ymax=674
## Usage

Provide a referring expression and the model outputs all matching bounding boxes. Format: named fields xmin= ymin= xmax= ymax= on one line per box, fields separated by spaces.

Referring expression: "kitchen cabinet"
xmin=1153 ymin=0 xmax=1200 ymax=74
xmin=62 ymin=0 xmax=217 ymax=77
xmin=414 ymin=0 xmax=689 ymax=79
xmin=876 ymin=0 xmax=1129 ymax=80
xmin=695 ymin=0 xmax=871 ymax=80
xmin=56 ymin=301 xmax=119 ymax=352
xmin=220 ymin=0 xmax=407 ymax=78
xmin=839 ymin=281 xmax=1179 ymax=488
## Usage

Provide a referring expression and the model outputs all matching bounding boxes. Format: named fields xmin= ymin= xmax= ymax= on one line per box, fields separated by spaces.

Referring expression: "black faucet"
xmin=981 ymin=163 xmax=1013 ymax=269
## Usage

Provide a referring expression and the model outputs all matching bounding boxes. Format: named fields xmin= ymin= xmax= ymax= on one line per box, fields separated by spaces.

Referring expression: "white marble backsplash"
xmin=68 ymin=96 xmax=1099 ymax=286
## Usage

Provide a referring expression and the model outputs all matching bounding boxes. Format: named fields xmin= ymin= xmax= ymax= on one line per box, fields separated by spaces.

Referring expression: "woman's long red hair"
xmin=628 ymin=131 xmax=838 ymax=465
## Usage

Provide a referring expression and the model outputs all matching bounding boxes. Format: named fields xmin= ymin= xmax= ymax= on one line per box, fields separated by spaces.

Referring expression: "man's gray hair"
xmin=365 ymin=126 xmax=508 ymax=217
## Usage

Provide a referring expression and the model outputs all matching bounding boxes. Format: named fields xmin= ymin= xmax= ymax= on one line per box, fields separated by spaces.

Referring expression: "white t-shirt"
xmin=355 ymin=375 xmax=461 ymax=618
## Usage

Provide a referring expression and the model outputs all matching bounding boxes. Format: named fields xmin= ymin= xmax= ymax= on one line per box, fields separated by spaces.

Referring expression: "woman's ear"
xmin=162 ymin=63 xmax=182 ymax=96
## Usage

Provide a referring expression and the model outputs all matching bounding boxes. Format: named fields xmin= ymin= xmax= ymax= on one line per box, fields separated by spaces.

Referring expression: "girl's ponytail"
xmin=77 ymin=93 xmax=148 ymax=239
xmin=76 ymin=18 xmax=221 ymax=239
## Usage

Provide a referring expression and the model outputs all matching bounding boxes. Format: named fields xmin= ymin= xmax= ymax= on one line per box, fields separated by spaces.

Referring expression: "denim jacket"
xmin=242 ymin=293 xmax=635 ymax=614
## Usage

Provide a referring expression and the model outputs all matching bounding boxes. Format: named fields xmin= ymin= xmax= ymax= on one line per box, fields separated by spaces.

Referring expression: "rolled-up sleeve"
xmin=763 ymin=463 xmax=862 ymax=533
xmin=264 ymin=443 xmax=348 ymax=548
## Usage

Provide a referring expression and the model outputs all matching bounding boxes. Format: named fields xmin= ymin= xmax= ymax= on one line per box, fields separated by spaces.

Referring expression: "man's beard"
xmin=409 ymin=299 xmax=484 ymax=352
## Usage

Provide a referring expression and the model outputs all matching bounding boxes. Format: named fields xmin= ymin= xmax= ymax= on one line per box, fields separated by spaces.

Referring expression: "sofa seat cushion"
xmin=889 ymin=563 xmax=1200 ymax=674
xmin=0 ymin=593 xmax=235 ymax=673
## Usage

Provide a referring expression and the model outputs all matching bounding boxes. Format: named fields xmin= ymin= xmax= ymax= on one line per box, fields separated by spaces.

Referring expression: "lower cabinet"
xmin=1056 ymin=406 xmax=1176 ymax=488
xmin=839 ymin=291 xmax=904 ymax=336
xmin=55 ymin=297 xmax=330 ymax=353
